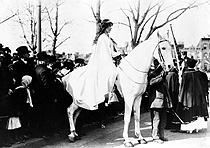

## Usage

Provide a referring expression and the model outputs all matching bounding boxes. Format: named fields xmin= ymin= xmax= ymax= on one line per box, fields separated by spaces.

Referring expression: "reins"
xmin=118 ymin=39 xmax=169 ymax=84
xmin=118 ymin=66 xmax=148 ymax=84
xmin=122 ymin=57 xmax=149 ymax=74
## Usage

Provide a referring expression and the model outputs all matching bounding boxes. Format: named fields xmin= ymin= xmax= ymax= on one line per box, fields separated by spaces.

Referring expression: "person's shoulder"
xmin=11 ymin=59 xmax=24 ymax=69
xmin=98 ymin=34 xmax=108 ymax=40
xmin=195 ymin=70 xmax=208 ymax=78
xmin=35 ymin=64 xmax=45 ymax=72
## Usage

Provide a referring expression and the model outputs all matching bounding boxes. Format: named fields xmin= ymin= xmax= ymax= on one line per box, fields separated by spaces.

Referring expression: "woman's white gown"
xmin=63 ymin=34 xmax=118 ymax=110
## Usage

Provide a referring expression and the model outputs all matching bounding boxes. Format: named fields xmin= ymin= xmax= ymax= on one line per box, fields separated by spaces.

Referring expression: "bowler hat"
xmin=16 ymin=46 xmax=30 ymax=56
xmin=37 ymin=51 xmax=49 ymax=61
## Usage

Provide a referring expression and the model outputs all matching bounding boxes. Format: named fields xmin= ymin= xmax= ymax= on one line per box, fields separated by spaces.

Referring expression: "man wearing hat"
xmin=10 ymin=46 xmax=36 ymax=140
xmin=11 ymin=46 xmax=35 ymax=88
xmin=34 ymin=51 xmax=72 ymax=137
xmin=34 ymin=51 xmax=53 ymax=137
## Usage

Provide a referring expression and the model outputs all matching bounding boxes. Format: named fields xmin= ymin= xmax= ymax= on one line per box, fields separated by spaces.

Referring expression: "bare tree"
xmin=118 ymin=0 xmax=199 ymax=49
xmin=80 ymin=0 xmax=108 ymax=44
xmin=16 ymin=2 xmax=38 ymax=54
xmin=44 ymin=0 xmax=72 ymax=56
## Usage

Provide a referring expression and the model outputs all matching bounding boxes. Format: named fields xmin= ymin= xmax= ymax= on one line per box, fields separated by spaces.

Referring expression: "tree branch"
xmin=0 ymin=12 xmax=17 ymax=24
xmin=17 ymin=11 xmax=31 ymax=48
xmin=55 ymin=36 xmax=71 ymax=49
xmin=120 ymin=7 xmax=133 ymax=40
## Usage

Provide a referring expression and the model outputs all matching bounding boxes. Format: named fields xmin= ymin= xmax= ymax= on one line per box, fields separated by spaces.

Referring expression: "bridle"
xmin=118 ymin=39 xmax=169 ymax=84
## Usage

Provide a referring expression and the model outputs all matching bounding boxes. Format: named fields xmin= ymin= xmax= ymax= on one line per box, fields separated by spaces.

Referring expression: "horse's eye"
xmin=162 ymin=47 xmax=166 ymax=50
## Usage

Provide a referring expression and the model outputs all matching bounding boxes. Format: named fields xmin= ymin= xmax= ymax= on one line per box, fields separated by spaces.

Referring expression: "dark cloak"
xmin=173 ymin=69 xmax=209 ymax=124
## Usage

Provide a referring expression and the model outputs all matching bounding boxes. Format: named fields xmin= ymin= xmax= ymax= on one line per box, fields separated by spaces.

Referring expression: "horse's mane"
xmin=121 ymin=38 xmax=159 ymax=72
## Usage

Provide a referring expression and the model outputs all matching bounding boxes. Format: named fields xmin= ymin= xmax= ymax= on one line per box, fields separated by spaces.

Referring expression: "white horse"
xmin=62 ymin=34 xmax=173 ymax=147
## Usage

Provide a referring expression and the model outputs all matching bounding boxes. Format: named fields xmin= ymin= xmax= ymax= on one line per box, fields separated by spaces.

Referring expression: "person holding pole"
xmin=173 ymin=57 xmax=209 ymax=133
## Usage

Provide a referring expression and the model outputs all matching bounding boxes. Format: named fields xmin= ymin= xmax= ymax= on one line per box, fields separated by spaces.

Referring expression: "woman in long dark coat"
xmin=173 ymin=58 xmax=209 ymax=132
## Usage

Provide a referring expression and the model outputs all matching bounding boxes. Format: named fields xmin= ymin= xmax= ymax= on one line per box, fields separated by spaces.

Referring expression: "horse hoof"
xmin=75 ymin=135 xmax=81 ymax=140
xmin=138 ymin=139 xmax=147 ymax=144
xmin=124 ymin=141 xmax=134 ymax=147
xmin=68 ymin=135 xmax=75 ymax=142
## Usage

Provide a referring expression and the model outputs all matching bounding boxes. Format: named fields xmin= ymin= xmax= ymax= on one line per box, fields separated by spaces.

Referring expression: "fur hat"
xmin=186 ymin=57 xmax=197 ymax=68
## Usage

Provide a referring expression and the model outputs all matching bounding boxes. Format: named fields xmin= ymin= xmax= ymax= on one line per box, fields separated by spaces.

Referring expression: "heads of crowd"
xmin=0 ymin=44 xmax=12 ymax=67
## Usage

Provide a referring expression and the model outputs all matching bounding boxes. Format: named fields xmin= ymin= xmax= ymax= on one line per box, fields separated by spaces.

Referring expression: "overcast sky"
xmin=0 ymin=0 xmax=210 ymax=54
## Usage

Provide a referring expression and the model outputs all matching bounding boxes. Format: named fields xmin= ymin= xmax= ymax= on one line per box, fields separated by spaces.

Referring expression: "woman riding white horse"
xmin=63 ymin=30 xmax=173 ymax=147
xmin=62 ymin=19 xmax=120 ymax=140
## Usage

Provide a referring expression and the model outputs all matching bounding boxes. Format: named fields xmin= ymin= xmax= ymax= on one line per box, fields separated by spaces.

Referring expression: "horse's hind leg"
xmin=133 ymin=96 xmax=147 ymax=144
xmin=67 ymin=102 xmax=79 ymax=142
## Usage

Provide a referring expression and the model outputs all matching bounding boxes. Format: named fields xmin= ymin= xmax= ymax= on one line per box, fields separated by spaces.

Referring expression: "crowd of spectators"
xmin=0 ymin=44 xmax=126 ymax=147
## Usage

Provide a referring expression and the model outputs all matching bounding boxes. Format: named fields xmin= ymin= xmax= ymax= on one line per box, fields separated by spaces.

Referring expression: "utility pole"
xmin=37 ymin=0 xmax=41 ymax=53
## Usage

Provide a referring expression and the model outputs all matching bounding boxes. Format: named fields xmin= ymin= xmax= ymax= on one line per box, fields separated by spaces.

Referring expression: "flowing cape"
xmin=63 ymin=34 xmax=118 ymax=110
xmin=173 ymin=70 xmax=209 ymax=123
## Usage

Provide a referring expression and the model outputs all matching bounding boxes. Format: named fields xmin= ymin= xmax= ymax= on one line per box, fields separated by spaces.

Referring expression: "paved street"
xmin=11 ymin=108 xmax=210 ymax=148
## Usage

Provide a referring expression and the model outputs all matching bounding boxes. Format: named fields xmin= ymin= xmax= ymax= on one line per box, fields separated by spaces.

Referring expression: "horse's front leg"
xmin=133 ymin=96 xmax=147 ymax=144
xmin=123 ymin=100 xmax=134 ymax=147
xmin=67 ymin=102 xmax=79 ymax=142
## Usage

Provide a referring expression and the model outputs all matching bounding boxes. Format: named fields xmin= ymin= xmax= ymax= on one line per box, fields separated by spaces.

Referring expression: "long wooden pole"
xmin=170 ymin=24 xmax=182 ymax=83
xmin=37 ymin=0 xmax=41 ymax=53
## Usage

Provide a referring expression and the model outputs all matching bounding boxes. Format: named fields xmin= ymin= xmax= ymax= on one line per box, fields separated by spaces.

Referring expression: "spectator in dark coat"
xmin=34 ymin=51 xmax=72 ymax=137
xmin=173 ymin=58 xmax=209 ymax=132
xmin=148 ymin=60 xmax=172 ymax=144
xmin=11 ymin=46 xmax=35 ymax=88
xmin=165 ymin=66 xmax=180 ymax=130
xmin=0 ymin=49 xmax=14 ymax=147
xmin=34 ymin=51 xmax=57 ymax=137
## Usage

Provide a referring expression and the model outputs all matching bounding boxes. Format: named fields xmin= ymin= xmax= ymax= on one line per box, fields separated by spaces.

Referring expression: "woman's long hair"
xmin=93 ymin=19 xmax=113 ymax=45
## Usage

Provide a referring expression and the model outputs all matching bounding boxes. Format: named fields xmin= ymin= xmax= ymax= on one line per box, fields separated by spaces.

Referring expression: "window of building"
xmin=203 ymin=43 xmax=207 ymax=50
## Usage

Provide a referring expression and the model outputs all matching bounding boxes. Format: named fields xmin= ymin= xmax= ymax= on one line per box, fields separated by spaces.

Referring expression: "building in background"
xmin=196 ymin=38 xmax=210 ymax=71
xmin=177 ymin=38 xmax=210 ymax=71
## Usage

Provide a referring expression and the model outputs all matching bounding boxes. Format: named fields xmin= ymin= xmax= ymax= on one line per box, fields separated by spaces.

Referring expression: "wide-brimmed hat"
xmin=16 ymin=46 xmax=30 ymax=56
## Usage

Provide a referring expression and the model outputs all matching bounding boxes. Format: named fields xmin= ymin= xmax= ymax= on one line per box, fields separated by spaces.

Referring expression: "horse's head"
xmin=153 ymin=36 xmax=174 ymax=72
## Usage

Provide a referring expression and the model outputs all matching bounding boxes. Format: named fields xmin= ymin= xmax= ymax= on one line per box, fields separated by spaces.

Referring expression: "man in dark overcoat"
xmin=34 ymin=51 xmax=72 ymax=137
xmin=148 ymin=60 xmax=172 ymax=144
xmin=34 ymin=51 xmax=57 ymax=137
xmin=11 ymin=46 xmax=35 ymax=88
xmin=165 ymin=66 xmax=180 ymax=130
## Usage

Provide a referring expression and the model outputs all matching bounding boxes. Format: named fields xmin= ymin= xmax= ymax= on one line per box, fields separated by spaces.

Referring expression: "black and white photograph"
xmin=0 ymin=0 xmax=210 ymax=147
